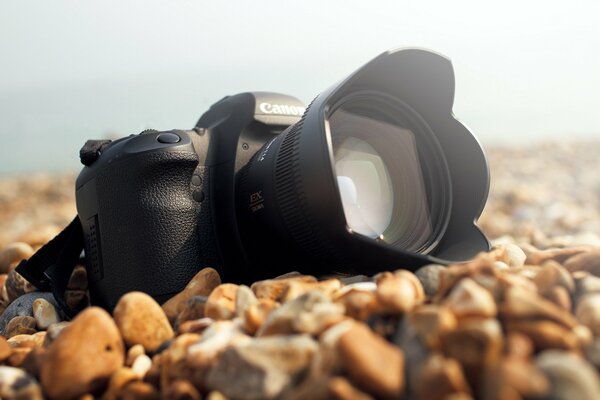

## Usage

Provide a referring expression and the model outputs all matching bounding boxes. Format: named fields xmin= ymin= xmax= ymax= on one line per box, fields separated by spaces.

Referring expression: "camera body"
xmin=76 ymin=92 xmax=305 ymax=309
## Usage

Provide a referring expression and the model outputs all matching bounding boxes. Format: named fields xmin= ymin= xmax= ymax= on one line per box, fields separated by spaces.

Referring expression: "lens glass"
xmin=328 ymin=96 xmax=448 ymax=253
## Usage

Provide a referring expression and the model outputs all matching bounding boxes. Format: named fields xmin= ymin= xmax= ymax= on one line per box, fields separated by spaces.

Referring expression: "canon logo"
xmin=258 ymin=102 xmax=305 ymax=116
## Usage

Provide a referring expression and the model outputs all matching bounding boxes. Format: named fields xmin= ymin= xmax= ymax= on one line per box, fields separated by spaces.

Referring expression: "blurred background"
xmin=1 ymin=0 xmax=599 ymax=248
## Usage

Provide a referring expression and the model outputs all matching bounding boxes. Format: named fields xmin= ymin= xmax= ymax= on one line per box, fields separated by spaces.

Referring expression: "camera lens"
xmin=328 ymin=92 xmax=451 ymax=253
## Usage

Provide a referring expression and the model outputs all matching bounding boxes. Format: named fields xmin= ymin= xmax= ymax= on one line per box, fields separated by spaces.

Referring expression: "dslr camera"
xmin=73 ymin=48 xmax=489 ymax=309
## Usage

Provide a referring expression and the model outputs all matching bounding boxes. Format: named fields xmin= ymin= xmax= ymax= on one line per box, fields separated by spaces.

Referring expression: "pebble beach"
xmin=1 ymin=139 xmax=600 ymax=399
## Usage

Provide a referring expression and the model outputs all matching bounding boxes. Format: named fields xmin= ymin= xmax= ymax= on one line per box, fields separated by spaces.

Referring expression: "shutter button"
xmin=156 ymin=133 xmax=181 ymax=144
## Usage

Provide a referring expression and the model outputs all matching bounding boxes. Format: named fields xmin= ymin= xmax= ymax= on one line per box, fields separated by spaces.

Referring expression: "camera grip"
xmin=78 ymin=149 xmax=216 ymax=310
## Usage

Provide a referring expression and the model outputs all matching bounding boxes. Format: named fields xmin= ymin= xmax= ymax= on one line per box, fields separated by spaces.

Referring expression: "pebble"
xmin=564 ymin=249 xmax=600 ymax=276
xmin=328 ymin=376 xmax=374 ymax=400
xmin=409 ymin=305 xmax=457 ymax=349
xmin=576 ymin=293 xmax=600 ymax=336
xmin=113 ymin=291 xmax=174 ymax=352
xmin=0 ymin=366 xmax=43 ymax=400
xmin=501 ymin=286 xmax=578 ymax=329
xmin=175 ymin=295 xmax=208 ymax=327
xmin=0 ymin=292 xmax=58 ymax=336
xmin=66 ymin=265 xmax=88 ymax=291
xmin=243 ymin=299 xmax=278 ymax=335
xmin=5 ymin=269 xmax=37 ymax=303
xmin=536 ymin=350 xmax=600 ymax=400
xmin=235 ymin=284 xmax=258 ymax=318
xmin=415 ymin=264 xmax=445 ymax=297
xmin=376 ymin=271 xmax=425 ymax=314
xmin=0 ymin=336 xmax=11 ymax=361
xmin=162 ymin=268 xmax=221 ymax=322
xmin=444 ymin=278 xmax=497 ymax=318
xmin=0 ymin=242 xmax=34 ymax=274
xmin=415 ymin=354 xmax=471 ymax=400
xmin=163 ymin=379 xmax=202 ymax=400
xmin=5 ymin=316 xmax=36 ymax=338
xmin=131 ymin=354 xmax=152 ymax=378
xmin=205 ymin=283 xmax=239 ymax=320
xmin=338 ymin=321 xmax=404 ymax=399
xmin=533 ymin=261 xmax=575 ymax=295
xmin=32 ymin=298 xmax=59 ymax=329
xmin=42 ymin=321 xmax=70 ymax=347
xmin=40 ymin=307 xmax=124 ymax=399
xmin=251 ymin=275 xmax=317 ymax=301
xmin=505 ymin=320 xmax=579 ymax=351
xmin=206 ymin=334 xmax=318 ymax=399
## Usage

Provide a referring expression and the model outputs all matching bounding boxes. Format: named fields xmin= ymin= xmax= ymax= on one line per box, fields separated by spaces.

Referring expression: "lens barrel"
xmin=236 ymin=48 xmax=489 ymax=280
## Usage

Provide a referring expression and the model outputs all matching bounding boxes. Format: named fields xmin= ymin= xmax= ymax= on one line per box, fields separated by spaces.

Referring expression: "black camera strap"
xmin=15 ymin=217 xmax=84 ymax=319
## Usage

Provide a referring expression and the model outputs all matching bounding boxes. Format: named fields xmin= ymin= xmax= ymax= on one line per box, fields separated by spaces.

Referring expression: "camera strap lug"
xmin=15 ymin=217 xmax=85 ymax=319
xmin=79 ymin=139 xmax=112 ymax=166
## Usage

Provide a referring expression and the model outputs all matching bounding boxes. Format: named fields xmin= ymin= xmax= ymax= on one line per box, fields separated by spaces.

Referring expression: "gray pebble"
xmin=535 ymin=350 xmax=600 ymax=400
xmin=415 ymin=264 xmax=445 ymax=297
xmin=0 ymin=292 xmax=59 ymax=336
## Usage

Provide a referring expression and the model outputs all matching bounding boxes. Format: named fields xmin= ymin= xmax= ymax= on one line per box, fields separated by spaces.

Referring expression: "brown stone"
xmin=533 ymin=261 xmax=575 ymax=295
xmin=43 ymin=321 xmax=70 ymax=347
xmin=504 ymin=332 xmax=534 ymax=359
xmin=17 ymin=225 xmax=61 ymax=248
xmin=67 ymin=265 xmax=88 ymax=291
xmin=278 ymin=278 xmax=342 ymax=302
xmin=163 ymin=379 xmax=202 ymax=400
xmin=205 ymin=283 xmax=239 ymax=320
xmin=5 ymin=269 xmax=36 ymax=303
xmin=505 ymin=320 xmax=579 ymax=351
xmin=415 ymin=354 xmax=471 ymax=400
xmin=64 ymin=289 xmax=89 ymax=310
xmin=159 ymin=333 xmax=203 ymax=389
xmin=328 ymin=376 xmax=374 ymax=400
xmin=40 ymin=307 xmax=125 ymax=400
xmin=113 ymin=292 xmax=174 ymax=352
xmin=435 ymin=255 xmax=499 ymax=299
xmin=409 ymin=305 xmax=457 ymax=349
xmin=5 ymin=315 xmax=36 ymax=338
xmin=243 ymin=299 xmax=278 ymax=335
xmin=175 ymin=296 xmax=207 ymax=327
xmin=376 ymin=271 xmax=425 ymax=314
xmin=0 ymin=365 xmax=43 ymax=400
xmin=0 ymin=336 xmax=11 ymax=361
xmin=501 ymin=286 xmax=578 ymax=329
xmin=444 ymin=278 xmax=497 ymax=319
xmin=525 ymin=246 xmax=592 ymax=266
xmin=576 ymin=293 xmax=600 ymax=335
xmin=126 ymin=344 xmax=145 ymax=367
xmin=162 ymin=268 xmax=221 ymax=322
xmin=103 ymin=367 xmax=139 ymax=400
xmin=119 ymin=381 xmax=160 ymax=400
xmin=251 ymin=275 xmax=317 ymax=301
xmin=7 ymin=347 xmax=31 ymax=367
xmin=564 ymin=249 xmax=600 ymax=276
xmin=7 ymin=333 xmax=43 ymax=348
xmin=338 ymin=322 xmax=404 ymax=399
xmin=0 ymin=242 xmax=34 ymax=273
xmin=499 ymin=357 xmax=549 ymax=398
xmin=335 ymin=288 xmax=377 ymax=321
xmin=178 ymin=317 xmax=214 ymax=335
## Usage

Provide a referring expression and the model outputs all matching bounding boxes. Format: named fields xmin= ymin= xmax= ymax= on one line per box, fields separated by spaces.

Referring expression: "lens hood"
xmin=238 ymin=48 xmax=490 ymax=278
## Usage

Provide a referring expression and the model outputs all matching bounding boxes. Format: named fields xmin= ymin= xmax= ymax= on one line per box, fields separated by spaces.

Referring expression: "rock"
xmin=131 ymin=354 xmax=152 ymax=378
xmin=0 ymin=336 xmax=11 ymax=361
xmin=257 ymin=290 xmax=344 ymax=336
xmin=103 ymin=367 xmax=139 ymax=400
xmin=444 ymin=278 xmax=497 ymax=319
xmin=0 ymin=292 xmax=58 ymax=335
xmin=338 ymin=322 xmax=404 ymax=399
xmin=505 ymin=320 xmax=579 ymax=351
xmin=32 ymin=298 xmax=60 ymax=329
xmin=375 ymin=271 xmax=425 ymax=314
xmin=64 ymin=289 xmax=89 ymax=310
xmin=328 ymin=376 xmax=374 ymax=400
xmin=575 ymin=272 xmax=600 ymax=301
xmin=7 ymin=333 xmax=44 ymax=348
xmin=334 ymin=288 xmax=377 ymax=321
xmin=504 ymin=332 xmax=534 ymax=359
xmin=235 ymin=285 xmax=258 ymax=318
xmin=162 ymin=268 xmax=221 ymax=322
xmin=17 ymin=225 xmax=61 ymax=248
xmin=113 ymin=291 xmax=174 ymax=352
xmin=186 ymin=320 xmax=250 ymax=370
xmin=415 ymin=354 xmax=471 ymax=400
xmin=498 ymin=357 xmax=549 ymax=398
xmin=415 ymin=264 xmax=445 ymax=297
xmin=5 ymin=269 xmax=36 ymax=303
xmin=5 ymin=316 xmax=36 ymax=338
xmin=526 ymin=246 xmax=592 ymax=266
xmin=120 ymin=382 xmax=160 ymax=400
xmin=175 ymin=296 xmax=208 ymax=327
xmin=501 ymin=286 xmax=578 ymax=329
xmin=576 ymin=293 xmax=600 ymax=335
xmin=545 ymin=286 xmax=572 ymax=311
xmin=66 ymin=265 xmax=88 ymax=290
xmin=178 ymin=317 xmax=214 ymax=335
xmin=533 ymin=261 xmax=575 ymax=295
xmin=40 ymin=307 xmax=124 ymax=399
xmin=564 ymin=249 xmax=600 ymax=276
xmin=251 ymin=275 xmax=318 ymax=301
xmin=42 ymin=321 xmax=70 ymax=347
xmin=126 ymin=344 xmax=145 ymax=367
xmin=0 ymin=366 xmax=43 ymax=400
xmin=156 ymin=333 xmax=202 ymax=388
xmin=498 ymin=243 xmax=527 ymax=267
xmin=205 ymin=283 xmax=239 ymax=320
xmin=409 ymin=305 xmax=457 ymax=349
xmin=206 ymin=335 xmax=318 ymax=400
xmin=163 ymin=379 xmax=202 ymax=400
xmin=0 ymin=242 xmax=34 ymax=274
xmin=243 ymin=299 xmax=278 ymax=335
xmin=7 ymin=347 xmax=31 ymax=367
xmin=278 ymin=278 xmax=342 ymax=302
xmin=535 ymin=350 xmax=600 ymax=400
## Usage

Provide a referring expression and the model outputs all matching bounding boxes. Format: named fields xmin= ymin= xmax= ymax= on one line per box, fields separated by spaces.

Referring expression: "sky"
xmin=1 ymin=0 xmax=600 ymax=174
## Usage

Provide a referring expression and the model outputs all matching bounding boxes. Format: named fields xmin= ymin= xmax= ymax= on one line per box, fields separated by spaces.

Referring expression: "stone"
xmin=338 ymin=322 xmax=404 ymax=399
xmin=206 ymin=335 xmax=318 ymax=400
xmin=205 ymin=283 xmax=239 ymax=320
xmin=375 ymin=271 xmax=425 ymax=314
xmin=415 ymin=264 xmax=445 ymax=297
xmin=186 ymin=321 xmax=250 ymax=370
xmin=0 ymin=242 xmax=34 ymax=273
xmin=113 ymin=291 xmax=174 ymax=352
xmin=42 ymin=321 xmax=70 ymax=347
xmin=545 ymin=286 xmax=572 ymax=311
xmin=236 ymin=284 xmax=258 ymax=318
xmin=505 ymin=320 xmax=579 ymax=351
xmin=328 ymin=376 xmax=374 ymax=400
xmin=257 ymin=290 xmax=344 ymax=336
xmin=505 ymin=332 xmax=534 ymax=359
xmin=126 ymin=344 xmax=145 ymax=367
xmin=7 ymin=333 xmax=44 ymax=348
xmin=40 ymin=307 xmax=125 ymax=400
xmin=7 ymin=347 xmax=31 ymax=367
xmin=525 ymin=246 xmax=592 ymax=266
xmin=334 ymin=288 xmax=377 ymax=321
xmin=162 ymin=268 xmax=221 ymax=322
xmin=32 ymin=297 xmax=60 ymax=329
xmin=575 ymin=272 xmax=600 ymax=303
xmin=64 ymin=289 xmax=89 ymax=310
xmin=533 ymin=261 xmax=575 ymax=295
xmin=501 ymin=286 xmax=578 ymax=329
xmin=17 ymin=225 xmax=61 ymax=248
xmin=564 ymin=249 xmax=600 ymax=276
xmin=242 ymin=299 xmax=277 ymax=335
xmin=409 ymin=305 xmax=457 ymax=349
xmin=132 ymin=354 xmax=152 ymax=378
xmin=156 ymin=333 xmax=202 ymax=389
xmin=576 ymin=293 xmax=600 ymax=335
xmin=499 ymin=243 xmax=527 ymax=267
xmin=415 ymin=354 xmax=471 ymax=400
xmin=278 ymin=278 xmax=342 ymax=302
xmin=103 ymin=367 xmax=139 ymax=400
xmin=444 ymin=278 xmax=497 ymax=319
xmin=499 ymin=357 xmax=549 ymax=398
xmin=163 ymin=379 xmax=202 ymax=400
xmin=119 ymin=381 xmax=160 ymax=400
xmin=251 ymin=275 xmax=318 ymax=301
xmin=0 ymin=366 xmax=43 ymax=400
xmin=0 ymin=336 xmax=11 ymax=361
xmin=5 ymin=316 xmax=36 ymax=338
xmin=175 ymin=296 xmax=208 ymax=327
xmin=66 ymin=265 xmax=88 ymax=291
xmin=178 ymin=317 xmax=214 ymax=335
xmin=536 ymin=350 xmax=600 ymax=400
xmin=5 ymin=269 xmax=37 ymax=303
xmin=0 ymin=292 xmax=57 ymax=336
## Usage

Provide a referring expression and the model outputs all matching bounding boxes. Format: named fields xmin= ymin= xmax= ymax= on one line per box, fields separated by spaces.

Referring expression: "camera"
xmin=74 ymin=48 xmax=490 ymax=309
